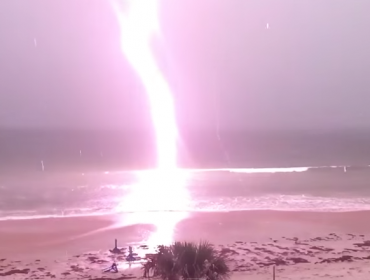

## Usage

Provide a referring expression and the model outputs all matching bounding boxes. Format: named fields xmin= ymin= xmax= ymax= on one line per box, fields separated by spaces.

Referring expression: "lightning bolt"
xmin=112 ymin=0 xmax=189 ymax=246
xmin=112 ymin=0 xmax=177 ymax=171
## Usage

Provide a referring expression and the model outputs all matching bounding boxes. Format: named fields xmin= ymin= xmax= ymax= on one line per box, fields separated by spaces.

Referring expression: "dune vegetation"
xmin=142 ymin=241 xmax=230 ymax=280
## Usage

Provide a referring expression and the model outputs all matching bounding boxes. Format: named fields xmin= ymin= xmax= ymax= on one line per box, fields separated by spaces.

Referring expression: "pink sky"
xmin=0 ymin=0 xmax=369 ymax=131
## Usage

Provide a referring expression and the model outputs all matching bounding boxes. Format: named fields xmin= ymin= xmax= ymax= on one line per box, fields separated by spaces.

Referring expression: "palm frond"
xmin=142 ymin=241 xmax=230 ymax=280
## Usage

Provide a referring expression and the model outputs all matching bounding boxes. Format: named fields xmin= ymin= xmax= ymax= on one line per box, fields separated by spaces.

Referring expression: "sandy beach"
xmin=1 ymin=210 xmax=370 ymax=279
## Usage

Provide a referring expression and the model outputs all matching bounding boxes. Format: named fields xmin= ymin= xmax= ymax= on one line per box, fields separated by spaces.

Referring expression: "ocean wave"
xmin=117 ymin=165 xmax=370 ymax=176
xmin=100 ymin=164 xmax=370 ymax=175
xmin=225 ymin=164 xmax=370 ymax=174
xmin=2 ymin=165 xmax=370 ymax=221
xmin=2 ymin=194 xmax=370 ymax=221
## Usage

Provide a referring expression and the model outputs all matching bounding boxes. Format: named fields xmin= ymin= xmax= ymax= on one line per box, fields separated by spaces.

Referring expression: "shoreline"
xmin=2 ymin=207 xmax=370 ymax=221
xmin=1 ymin=210 xmax=370 ymax=279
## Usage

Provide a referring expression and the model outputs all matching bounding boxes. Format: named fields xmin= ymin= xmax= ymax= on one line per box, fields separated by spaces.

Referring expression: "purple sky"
xmin=0 ymin=0 xmax=369 ymax=131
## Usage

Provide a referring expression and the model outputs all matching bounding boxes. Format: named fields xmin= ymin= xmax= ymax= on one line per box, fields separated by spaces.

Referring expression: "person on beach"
xmin=103 ymin=262 xmax=118 ymax=273
xmin=126 ymin=246 xmax=136 ymax=262
xmin=110 ymin=239 xmax=122 ymax=254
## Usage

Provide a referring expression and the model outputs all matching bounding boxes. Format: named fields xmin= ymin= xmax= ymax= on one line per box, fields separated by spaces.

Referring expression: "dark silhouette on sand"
xmin=126 ymin=246 xmax=136 ymax=262
xmin=110 ymin=239 xmax=124 ymax=254
xmin=103 ymin=262 xmax=118 ymax=273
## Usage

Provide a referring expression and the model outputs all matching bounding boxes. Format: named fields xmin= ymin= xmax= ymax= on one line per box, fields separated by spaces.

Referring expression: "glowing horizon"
xmin=112 ymin=0 xmax=178 ymax=171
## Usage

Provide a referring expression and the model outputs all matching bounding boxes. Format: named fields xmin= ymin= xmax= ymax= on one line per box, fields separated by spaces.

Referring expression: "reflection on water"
xmin=114 ymin=166 xmax=312 ymax=248
xmin=116 ymin=169 xmax=190 ymax=247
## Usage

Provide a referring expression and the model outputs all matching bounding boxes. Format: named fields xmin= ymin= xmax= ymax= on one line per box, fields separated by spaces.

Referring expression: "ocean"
xmin=2 ymin=128 xmax=370 ymax=220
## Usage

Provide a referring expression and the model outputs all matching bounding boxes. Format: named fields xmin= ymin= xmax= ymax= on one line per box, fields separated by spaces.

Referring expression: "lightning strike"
xmin=112 ymin=0 xmax=178 ymax=171
xmin=112 ymin=0 xmax=189 ymax=246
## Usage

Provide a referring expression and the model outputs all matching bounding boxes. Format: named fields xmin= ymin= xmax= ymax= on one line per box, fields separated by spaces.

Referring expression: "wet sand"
xmin=1 ymin=210 xmax=370 ymax=279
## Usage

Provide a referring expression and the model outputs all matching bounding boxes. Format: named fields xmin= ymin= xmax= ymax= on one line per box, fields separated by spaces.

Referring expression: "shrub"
xmin=142 ymin=241 xmax=230 ymax=280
